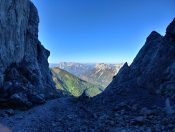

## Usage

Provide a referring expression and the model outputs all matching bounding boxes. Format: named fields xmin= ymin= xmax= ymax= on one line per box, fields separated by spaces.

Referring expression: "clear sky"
xmin=32 ymin=0 xmax=175 ymax=63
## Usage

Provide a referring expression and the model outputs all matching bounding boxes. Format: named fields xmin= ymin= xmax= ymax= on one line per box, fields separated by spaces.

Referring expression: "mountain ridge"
xmin=51 ymin=67 xmax=103 ymax=97
xmin=54 ymin=62 xmax=123 ymax=88
xmin=0 ymin=0 xmax=175 ymax=131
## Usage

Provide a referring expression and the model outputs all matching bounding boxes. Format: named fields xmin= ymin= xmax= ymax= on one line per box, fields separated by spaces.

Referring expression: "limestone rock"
xmin=96 ymin=18 xmax=175 ymax=106
xmin=0 ymin=0 xmax=58 ymax=108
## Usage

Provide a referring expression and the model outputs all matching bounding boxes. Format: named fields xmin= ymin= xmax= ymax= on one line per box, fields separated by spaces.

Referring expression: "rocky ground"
xmin=0 ymin=96 xmax=175 ymax=132
xmin=0 ymin=0 xmax=175 ymax=132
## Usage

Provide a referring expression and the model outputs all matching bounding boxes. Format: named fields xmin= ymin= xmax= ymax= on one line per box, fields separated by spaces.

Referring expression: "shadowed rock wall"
xmin=0 ymin=0 xmax=58 ymax=108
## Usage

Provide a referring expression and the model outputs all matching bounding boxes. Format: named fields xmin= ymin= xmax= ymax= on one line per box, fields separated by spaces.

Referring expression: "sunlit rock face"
xmin=0 ymin=0 xmax=58 ymax=108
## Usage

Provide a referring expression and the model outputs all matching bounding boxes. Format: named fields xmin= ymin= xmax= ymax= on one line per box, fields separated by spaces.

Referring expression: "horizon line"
xmin=49 ymin=61 xmax=130 ymax=64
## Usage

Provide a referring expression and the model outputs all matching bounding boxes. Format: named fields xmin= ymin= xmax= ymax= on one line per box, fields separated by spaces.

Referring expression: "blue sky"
xmin=32 ymin=0 xmax=175 ymax=63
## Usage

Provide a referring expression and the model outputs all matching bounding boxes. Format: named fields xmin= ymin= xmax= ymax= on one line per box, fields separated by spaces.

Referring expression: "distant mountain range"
xmin=51 ymin=62 xmax=124 ymax=88
xmin=51 ymin=67 xmax=103 ymax=97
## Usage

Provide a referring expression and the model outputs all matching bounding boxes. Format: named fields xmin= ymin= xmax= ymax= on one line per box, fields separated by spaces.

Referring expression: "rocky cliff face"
xmin=0 ymin=3 xmax=175 ymax=131
xmin=84 ymin=19 xmax=175 ymax=131
xmin=79 ymin=63 xmax=123 ymax=88
xmin=94 ymin=19 xmax=175 ymax=110
xmin=0 ymin=0 xmax=57 ymax=108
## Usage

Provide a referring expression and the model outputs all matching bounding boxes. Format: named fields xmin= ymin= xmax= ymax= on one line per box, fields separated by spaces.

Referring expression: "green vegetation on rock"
xmin=51 ymin=67 xmax=103 ymax=97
